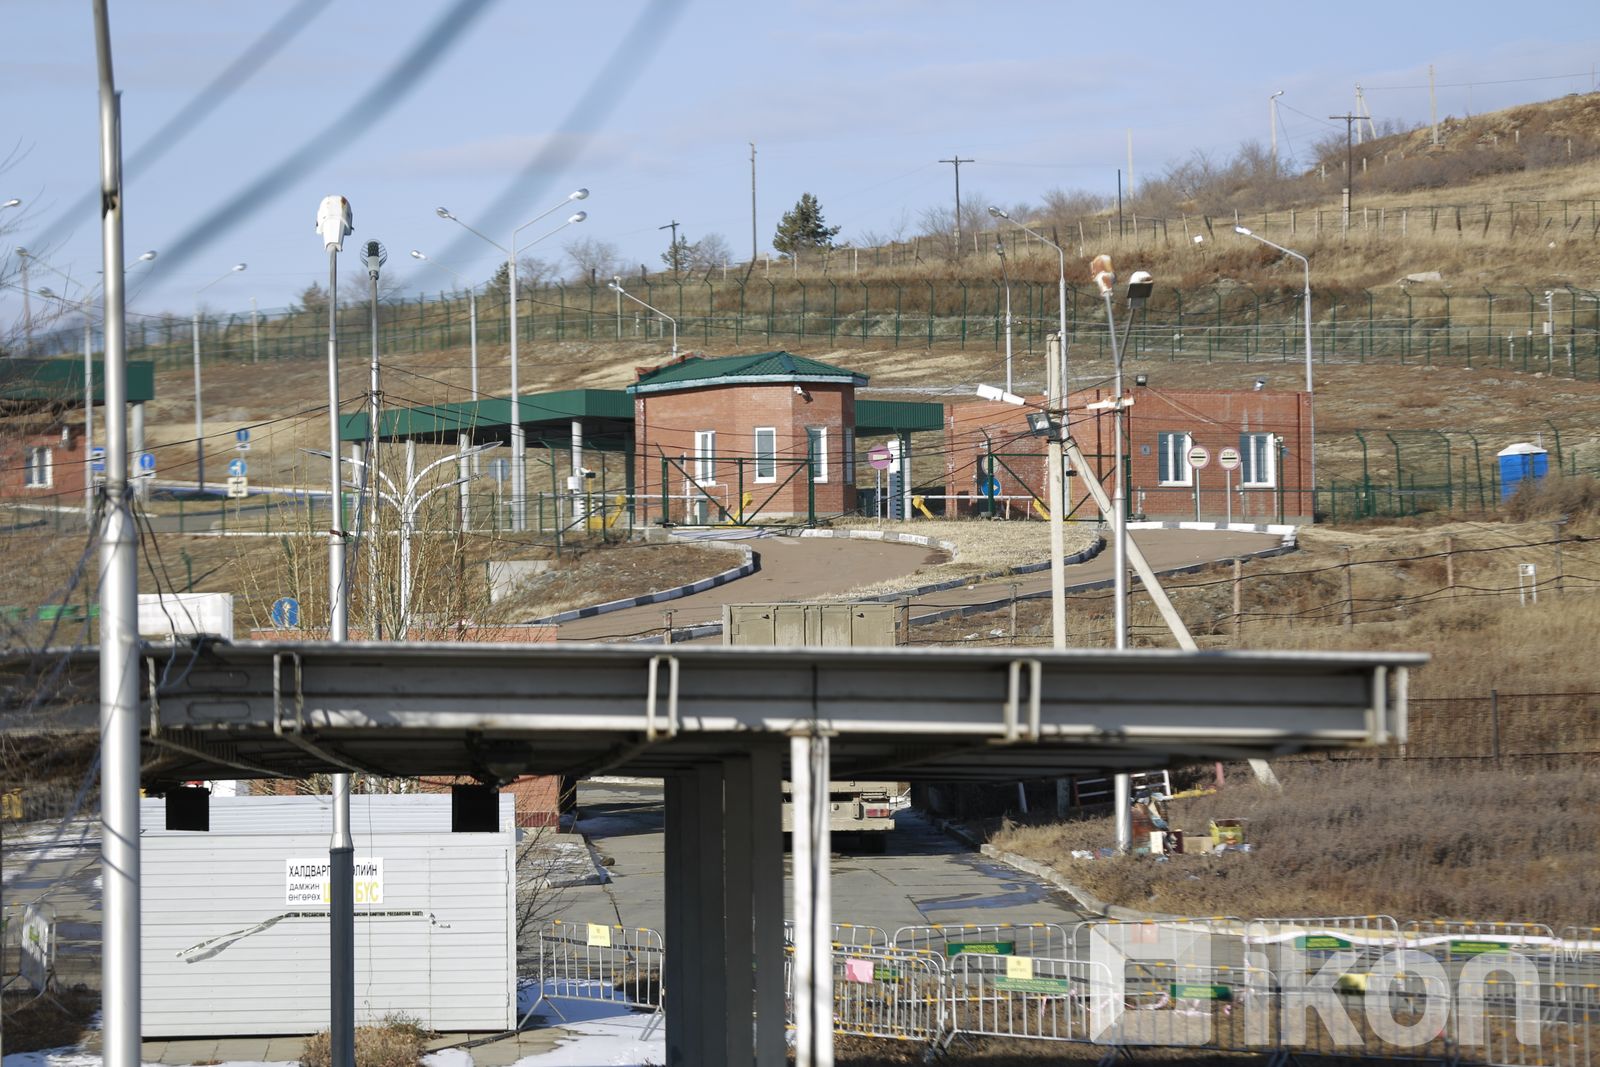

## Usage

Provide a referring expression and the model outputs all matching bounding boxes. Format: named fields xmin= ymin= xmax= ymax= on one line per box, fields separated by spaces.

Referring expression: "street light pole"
xmin=608 ymin=281 xmax=678 ymax=359
xmin=437 ymin=191 xmax=587 ymax=531
xmin=314 ymin=192 xmax=354 ymax=1067
xmin=991 ymin=207 xmax=1069 ymax=650
xmin=192 ymin=262 xmax=247 ymax=491
xmin=412 ymin=249 xmax=482 ymax=528
xmin=996 ymin=237 xmax=1014 ymax=394
xmin=1234 ymin=226 xmax=1315 ymax=517
xmin=362 ymin=240 xmax=387 ymax=637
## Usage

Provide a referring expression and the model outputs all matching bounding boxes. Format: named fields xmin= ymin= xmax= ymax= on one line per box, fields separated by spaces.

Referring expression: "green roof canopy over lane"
xmin=0 ymin=359 xmax=155 ymax=407
xmin=340 ymin=388 xmax=634 ymax=446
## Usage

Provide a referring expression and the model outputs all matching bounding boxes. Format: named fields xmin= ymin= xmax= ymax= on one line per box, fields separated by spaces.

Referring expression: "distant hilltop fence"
xmin=30 ymin=272 xmax=1600 ymax=385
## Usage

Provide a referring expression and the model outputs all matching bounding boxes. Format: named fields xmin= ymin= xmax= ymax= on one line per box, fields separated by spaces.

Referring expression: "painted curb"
xmin=978 ymin=843 xmax=1191 ymax=923
xmin=1128 ymin=520 xmax=1298 ymax=545
xmin=530 ymin=540 xmax=756 ymax=625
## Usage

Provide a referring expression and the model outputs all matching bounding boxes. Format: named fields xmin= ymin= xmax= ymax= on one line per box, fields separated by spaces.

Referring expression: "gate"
xmin=524 ymin=918 xmax=664 ymax=1023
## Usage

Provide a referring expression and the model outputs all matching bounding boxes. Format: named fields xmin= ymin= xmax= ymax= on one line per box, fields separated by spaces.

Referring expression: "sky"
xmin=2 ymin=0 xmax=1598 ymax=325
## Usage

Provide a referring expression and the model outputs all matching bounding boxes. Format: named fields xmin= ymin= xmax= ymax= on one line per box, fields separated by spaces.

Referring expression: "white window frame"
xmin=1240 ymin=432 xmax=1276 ymax=487
xmin=753 ymin=427 xmax=777 ymax=483
xmin=807 ymin=427 xmax=828 ymax=483
xmin=25 ymin=446 xmax=53 ymax=489
xmin=1158 ymin=432 xmax=1193 ymax=487
xmin=694 ymin=430 xmax=716 ymax=484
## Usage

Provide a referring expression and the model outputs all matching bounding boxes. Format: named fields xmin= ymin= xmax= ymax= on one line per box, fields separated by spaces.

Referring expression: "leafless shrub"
xmin=299 ymin=1013 xmax=432 ymax=1067
xmin=1505 ymin=472 xmax=1600 ymax=521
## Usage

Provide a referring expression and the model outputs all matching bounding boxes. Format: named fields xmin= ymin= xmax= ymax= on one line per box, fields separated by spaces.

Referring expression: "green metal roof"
xmin=627 ymin=351 xmax=868 ymax=395
xmin=0 ymin=359 xmax=155 ymax=405
xmin=855 ymin=399 xmax=945 ymax=435
xmin=340 ymin=388 xmax=633 ymax=443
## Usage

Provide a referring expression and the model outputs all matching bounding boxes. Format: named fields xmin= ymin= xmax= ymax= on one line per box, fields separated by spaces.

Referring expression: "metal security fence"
xmin=945 ymin=952 xmax=1111 ymax=1045
xmin=894 ymin=921 xmax=1071 ymax=961
xmin=42 ymin=279 xmax=1600 ymax=384
xmin=822 ymin=946 xmax=947 ymax=1044
xmin=525 ymin=918 xmax=664 ymax=1023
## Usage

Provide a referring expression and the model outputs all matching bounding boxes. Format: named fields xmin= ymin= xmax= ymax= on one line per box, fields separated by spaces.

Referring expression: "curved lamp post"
xmin=192 ymin=263 xmax=247 ymax=490
xmin=1234 ymin=225 xmax=1314 ymax=514
xmin=436 ymin=190 xmax=588 ymax=530
xmin=607 ymin=280 xmax=678 ymax=359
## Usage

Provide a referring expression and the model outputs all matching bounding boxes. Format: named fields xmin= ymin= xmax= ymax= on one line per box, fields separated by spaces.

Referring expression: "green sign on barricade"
xmin=945 ymin=941 xmax=1015 ymax=957
xmin=1449 ymin=940 xmax=1512 ymax=956
xmin=1171 ymin=983 xmax=1232 ymax=1001
xmin=1295 ymin=934 xmax=1354 ymax=951
xmin=873 ymin=966 xmax=903 ymax=981
xmin=995 ymin=976 xmax=1073 ymax=994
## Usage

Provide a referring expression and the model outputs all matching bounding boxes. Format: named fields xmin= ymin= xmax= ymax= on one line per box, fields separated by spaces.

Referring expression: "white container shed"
xmin=139 ymin=793 xmax=516 ymax=1037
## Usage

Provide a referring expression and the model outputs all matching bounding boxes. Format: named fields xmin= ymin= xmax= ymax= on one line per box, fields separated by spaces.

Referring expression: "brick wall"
xmin=0 ymin=422 xmax=86 ymax=501
xmin=944 ymin=388 xmax=1310 ymax=523
xmin=634 ymin=381 xmax=857 ymax=524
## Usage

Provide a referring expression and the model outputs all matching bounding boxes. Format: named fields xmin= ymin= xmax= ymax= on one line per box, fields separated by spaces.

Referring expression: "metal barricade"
xmin=946 ymin=952 xmax=1112 ymax=1045
xmin=1108 ymin=958 xmax=1279 ymax=1055
xmin=1069 ymin=916 xmax=1247 ymax=958
xmin=525 ymin=919 xmax=664 ymax=1024
xmin=1552 ymin=927 xmax=1600 ymax=1067
xmin=828 ymin=946 xmax=947 ymax=1044
xmin=894 ymin=921 xmax=1070 ymax=962
xmin=18 ymin=903 xmax=55 ymax=995
xmin=784 ymin=919 xmax=889 ymax=950
xmin=1400 ymin=919 xmax=1560 ymax=961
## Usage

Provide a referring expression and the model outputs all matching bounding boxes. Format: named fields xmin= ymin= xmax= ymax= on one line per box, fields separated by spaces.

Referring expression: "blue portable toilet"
xmin=1498 ymin=442 xmax=1549 ymax=501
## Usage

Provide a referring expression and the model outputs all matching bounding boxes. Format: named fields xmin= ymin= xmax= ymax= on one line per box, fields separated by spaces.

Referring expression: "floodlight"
xmin=316 ymin=195 xmax=353 ymax=251
xmin=1026 ymin=411 xmax=1057 ymax=437
xmin=1234 ymin=225 xmax=1253 ymax=236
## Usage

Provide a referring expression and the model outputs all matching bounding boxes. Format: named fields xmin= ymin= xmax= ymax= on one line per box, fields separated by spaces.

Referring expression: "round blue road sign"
xmin=270 ymin=597 xmax=300 ymax=628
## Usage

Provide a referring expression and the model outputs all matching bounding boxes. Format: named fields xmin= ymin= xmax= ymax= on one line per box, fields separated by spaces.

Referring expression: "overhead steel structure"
xmin=11 ymin=640 xmax=1422 ymax=1067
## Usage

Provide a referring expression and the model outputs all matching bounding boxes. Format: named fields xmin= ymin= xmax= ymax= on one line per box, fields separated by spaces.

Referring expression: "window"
xmin=1240 ymin=432 xmax=1276 ymax=487
xmin=806 ymin=427 xmax=828 ymax=483
xmin=1157 ymin=432 xmax=1192 ymax=486
xmin=694 ymin=430 xmax=716 ymax=483
xmin=25 ymin=446 xmax=53 ymax=489
xmin=842 ymin=428 xmax=855 ymax=486
xmin=754 ymin=427 xmax=776 ymax=482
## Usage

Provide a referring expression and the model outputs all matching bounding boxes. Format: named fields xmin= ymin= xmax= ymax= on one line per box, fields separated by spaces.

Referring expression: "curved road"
xmin=556 ymin=527 xmax=1286 ymax=642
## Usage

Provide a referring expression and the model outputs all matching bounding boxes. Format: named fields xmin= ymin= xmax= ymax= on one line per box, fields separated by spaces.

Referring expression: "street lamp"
xmin=1234 ymin=226 xmax=1315 ymax=515
xmin=1 ymin=198 xmax=20 ymax=209
xmin=437 ymin=189 xmax=588 ymax=531
xmin=192 ymin=262 xmax=247 ymax=491
xmin=995 ymin=236 xmax=1014 ymax=394
xmin=990 ymin=205 xmax=1069 ymax=650
xmin=607 ymin=281 xmax=678 ymax=359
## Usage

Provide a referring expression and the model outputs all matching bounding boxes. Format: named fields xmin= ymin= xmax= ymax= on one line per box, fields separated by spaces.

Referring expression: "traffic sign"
xmin=489 ymin=458 xmax=510 ymax=482
xmin=236 ymin=428 xmax=251 ymax=452
xmin=90 ymin=447 xmax=106 ymax=473
xmin=138 ymin=452 xmax=156 ymax=473
xmin=867 ymin=445 xmax=893 ymax=470
xmin=270 ymin=597 xmax=301 ymax=628
xmin=226 ymin=476 xmax=248 ymax=499
xmin=227 ymin=458 xmax=248 ymax=477
xmin=1217 ymin=447 xmax=1241 ymax=472
xmin=981 ymin=474 xmax=1002 ymax=498
xmin=1186 ymin=445 xmax=1211 ymax=470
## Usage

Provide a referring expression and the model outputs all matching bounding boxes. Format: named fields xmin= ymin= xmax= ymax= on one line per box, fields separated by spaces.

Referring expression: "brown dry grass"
xmin=299 ymin=1014 xmax=432 ymax=1067
xmin=992 ymin=760 xmax=1600 ymax=927
xmin=0 ymin=988 xmax=100 ymax=1054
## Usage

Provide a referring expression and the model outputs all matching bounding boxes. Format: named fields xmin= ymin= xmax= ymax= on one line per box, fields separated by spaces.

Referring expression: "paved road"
xmin=557 ymin=527 xmax=1286 ymax=643
xmin=544 ymin=780 xmax=1090 ymax=945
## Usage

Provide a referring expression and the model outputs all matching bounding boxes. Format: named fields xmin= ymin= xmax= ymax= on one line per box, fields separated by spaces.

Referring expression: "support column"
xmin=750 ymin=745 xmax=785 ymax=1067
xmin=695 ymin=763 xmax=729 ymax=1060
xmin=664 ymin=772 xmax=706 ymax=1066
xmin=723 ymin=756 xmax=755 ymax=1065
xmin=790 ymin=734 xmax=834 ymax=1067
xmin=570 ymin=418 xmax=585 ymax=520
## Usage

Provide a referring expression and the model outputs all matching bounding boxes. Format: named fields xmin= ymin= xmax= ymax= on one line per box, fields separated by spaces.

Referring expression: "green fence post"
xmin=894 ymin=284 xmax=903 ymax=348
xmin=958 ymin=280 xmax=968 ymax=349
xmin=766 ymin=280 xmax=776 ymax=344
xmin=860 ymin=281 xmax=870 ymax=342
xmin=660 ymin=456 xmax=669 ymax=524
xmin=828 ymin=280 xmax=838 ymax=345
xmin=798 ymin=281 xmax=808 ymax=341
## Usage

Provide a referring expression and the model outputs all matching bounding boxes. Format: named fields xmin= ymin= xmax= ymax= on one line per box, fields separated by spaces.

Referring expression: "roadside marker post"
xmin=1186 ymin=445 xmax=1210 ymax=522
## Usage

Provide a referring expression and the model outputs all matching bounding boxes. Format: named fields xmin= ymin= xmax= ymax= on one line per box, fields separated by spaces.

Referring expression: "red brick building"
xmin=629 ymin=352 xmax=866 ymax=524
xmin=944 ymin=386 xmax=1311 ymax=524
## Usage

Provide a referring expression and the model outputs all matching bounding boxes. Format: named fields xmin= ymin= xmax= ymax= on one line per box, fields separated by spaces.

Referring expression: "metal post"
xmin=508 ymin=251 xmax=526 ymax=531
xmin=319 ymin=201 xmax=355 ymax=1067
xmin=90 ymin=12 xmax=140 ymax=1061
xmin=251 ymin=295 xmax=260 ymax=363
xmin=1114 ymin=771 xmax=1131 ymax=856
xmin=367 ymin=262 xmax=382 ymax=639
xmin=790 ymin=735 xmax=815 ymax=1067
xmin=750 ymin=745 xmax=785 ymax=1067
xmin=84 ymin=318 xmax=95 ymax=517
xmin=467 ymin=290 xmax=479 ymax=396
xmin=130 ymin=401 xmax=146 ymax=501
xmin=191 ymin=305 xmax=205 ymax=490
xmin=1342 ymin=546 xmax=1354 ymax=630
xmin=1232 ymin=558 xmax=1243 ymax=639
xmin=1046 ymin=336 xmax=1066 ymax=651
xmin=399 ymin=440 xmax=416 ymax=635
xmin=571 ymin=419 xmax=584 ymax=522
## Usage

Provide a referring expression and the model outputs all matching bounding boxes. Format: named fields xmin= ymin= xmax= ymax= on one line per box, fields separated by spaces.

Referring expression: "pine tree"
xmin=772 ymin=193 xmax=841 ymax=261
xmin=661 ymin=236 xmax=692 ymax=275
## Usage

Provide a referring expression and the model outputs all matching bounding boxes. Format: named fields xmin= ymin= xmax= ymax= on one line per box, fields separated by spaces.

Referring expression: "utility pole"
xmin=659 ymin=220 xmax=681 ymax=277
xmin=1329 ymin=113 xmax=1359 ymax=234
xmin=938 ymin=154 xmax=973 ymax=257
xmin=749 ymin=142 xmax=758 ymax=265
xmin=1126 ymin=130 xmax=1134 ymax=199
xmin=18 ymin=250 xmax=33 ymax=356
xmin=1269 ymin=91 xmax=1284 ymax=169
xmin=1428 ymin=64 xmax=1439 ymax=146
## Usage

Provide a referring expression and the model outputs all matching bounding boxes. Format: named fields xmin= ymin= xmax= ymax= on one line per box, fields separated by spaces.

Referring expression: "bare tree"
xmin=563 ymin=237 xmax=623 ymax=282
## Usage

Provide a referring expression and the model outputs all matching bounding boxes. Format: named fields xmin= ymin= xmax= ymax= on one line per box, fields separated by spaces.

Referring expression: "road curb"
xmin=530 ymin=540 xmax=756 ymax=625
